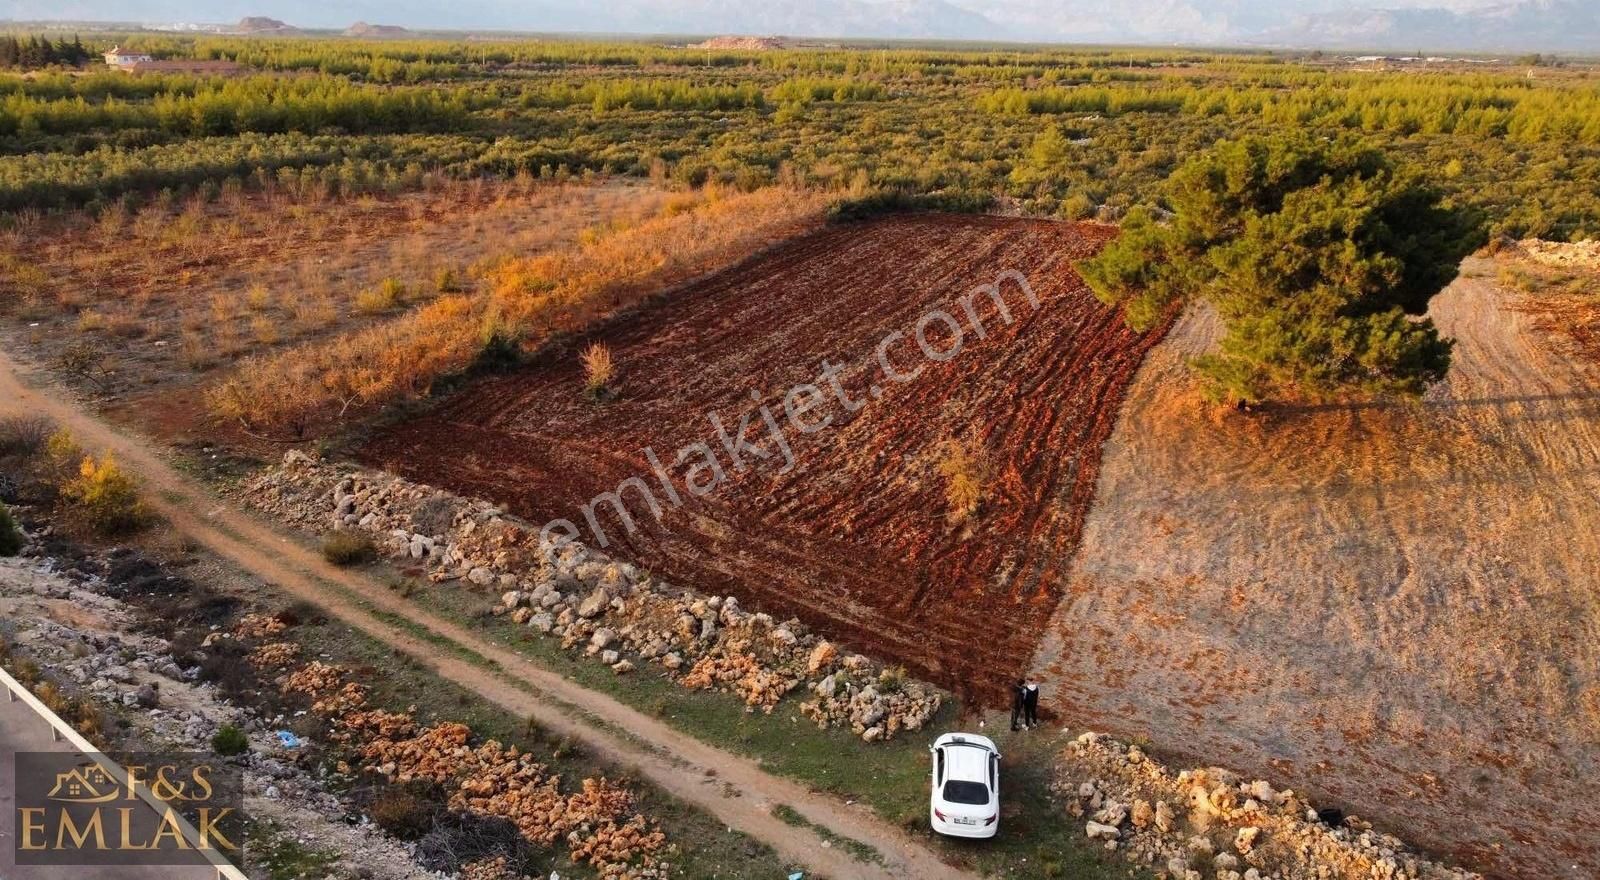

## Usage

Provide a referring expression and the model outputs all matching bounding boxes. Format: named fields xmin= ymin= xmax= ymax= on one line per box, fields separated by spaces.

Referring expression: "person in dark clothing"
xmin=1009 ymin=679 xmax=1026 ymax=731
xmin=1022 ymin=679 xmax=1040 ymax=728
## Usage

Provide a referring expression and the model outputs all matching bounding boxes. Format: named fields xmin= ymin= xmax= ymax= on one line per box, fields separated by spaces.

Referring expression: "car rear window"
xmin=942 ymin=779 xmax=989 ymax=805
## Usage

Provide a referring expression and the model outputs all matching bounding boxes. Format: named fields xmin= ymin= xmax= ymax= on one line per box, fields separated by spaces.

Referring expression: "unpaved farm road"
xmin=0 ymin=348 xmax=974 ymax=880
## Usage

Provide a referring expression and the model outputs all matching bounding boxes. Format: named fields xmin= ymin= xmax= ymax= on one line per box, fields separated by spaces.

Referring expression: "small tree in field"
xmin=1079 ymin=134 xmax=1482 ymax=405
xmin=937 ymin=440 xmax=985 ymax=524
xmin=580 ymin=342 xmax=615 ymax=400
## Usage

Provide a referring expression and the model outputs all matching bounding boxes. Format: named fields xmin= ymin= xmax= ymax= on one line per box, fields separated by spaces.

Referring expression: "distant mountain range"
xmin=11 ymin=0 xmax=1599 ymax=52
xmin=1264 ymin=0 xmax=1600 ymax=52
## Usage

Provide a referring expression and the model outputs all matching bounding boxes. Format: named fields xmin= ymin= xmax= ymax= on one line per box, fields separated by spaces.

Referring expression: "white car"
xmin=929 ymin=732 xmax=1000 ymax=838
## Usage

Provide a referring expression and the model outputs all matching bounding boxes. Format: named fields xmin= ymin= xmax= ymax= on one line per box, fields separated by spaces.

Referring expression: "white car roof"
xmin=933 ymin=732 xmax=997 ymax=750
xmin=934 ymin=733 xmax=997 ymax=783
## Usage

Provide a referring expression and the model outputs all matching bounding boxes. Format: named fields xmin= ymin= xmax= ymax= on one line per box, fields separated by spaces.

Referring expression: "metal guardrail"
xmin=0 ymin=663 xmax=248 ymax=880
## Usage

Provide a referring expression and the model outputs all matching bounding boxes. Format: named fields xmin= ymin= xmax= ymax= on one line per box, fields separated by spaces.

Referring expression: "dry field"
xmin=358 ymin=214 xmax=1170 ymax=703
xmin=0 ymin=177 xmax=672 ymax=436
xmin=1032 ymin=257 xmax=1600 ymax=880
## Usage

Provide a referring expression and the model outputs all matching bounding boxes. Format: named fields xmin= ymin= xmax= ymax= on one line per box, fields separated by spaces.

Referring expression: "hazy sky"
xmin=15 ymin=0 xmax=1600 ymax=50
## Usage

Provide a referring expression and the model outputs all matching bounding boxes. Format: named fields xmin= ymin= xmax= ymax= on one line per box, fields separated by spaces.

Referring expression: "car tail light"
xmin=984 ymin=813 xmax=998 ymax=825
xmin=933 ymin=808 xmax=947 ymax=822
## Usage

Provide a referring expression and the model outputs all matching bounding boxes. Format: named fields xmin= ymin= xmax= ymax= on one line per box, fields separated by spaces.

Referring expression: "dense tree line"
xmin=0 ymin=35 xmax=92 ymax=70
xmin=2 ymin=34 xmax=1598 ymax=240
xmin=0 ymin=132 xmax=481 ymax=211
xmin=979 ymin=76 xmax=1600 ymax=144
xmin=0 ymin=76 xmax=473 ymax=138
xmin=517 ymin=79 xmax=767 ymax=112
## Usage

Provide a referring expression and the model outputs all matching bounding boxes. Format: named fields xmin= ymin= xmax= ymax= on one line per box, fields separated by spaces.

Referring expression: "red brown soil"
xmin=357 ymin=214 xmax=1170 ymax=704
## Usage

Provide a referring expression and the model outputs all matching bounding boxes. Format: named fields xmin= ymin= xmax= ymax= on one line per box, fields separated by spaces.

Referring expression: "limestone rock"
xmin=1130 ymin=799 xmax=1154 ymax=829
xmin=1085 ymin=821 xmax=1120 ymax=840
xmin=1235 ymin=826 xmax=1260 ymax=855
xmin=807 ymin=641 xmax=837 ymax=674
xmin=577 ymin=589 xmax=610 ymax=619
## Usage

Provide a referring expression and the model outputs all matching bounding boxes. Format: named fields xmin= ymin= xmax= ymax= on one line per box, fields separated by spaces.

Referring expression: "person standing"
xmin=1009 ymin=679 xmax=1026 ymax=731
xmin=1022 ymin=678 xmax=1040 ymax=728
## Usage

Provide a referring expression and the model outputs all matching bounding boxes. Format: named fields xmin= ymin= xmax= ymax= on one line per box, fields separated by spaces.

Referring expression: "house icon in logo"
xmin=46 ymin=764 xmax=120 ymax=804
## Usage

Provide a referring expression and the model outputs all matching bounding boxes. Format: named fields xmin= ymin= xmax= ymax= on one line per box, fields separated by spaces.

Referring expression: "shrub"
xmin=54 ymin=341 xmax=107 ymax=387
xmin=0 ymin=415 xmax=53 ymax=460
xmin=353 ymin=285 xmax=399 ymax=314
xmin=34 ymin=681 xmax=69 ymax=714
xmin=58 ymin=454 xmax=146 ymax=535
xmin=245 ymin=284 xmax=273 ymax=311
xmin=368 ymin=782 xmax=444 ymax=840
xmin=355 ymin=277 xmax=409 ymax=314
xmin=75 ymin=309 xmax=108 ymax=333
xmin=321 ymin=530 xmax=376 ymax=566
xmin=45 ymin=429 xmax=83 ymax=470
xmin=580 ymin=342 xmax=614 ymax=399
xmin=435 ymin=266 xmax=463 ymax=293
xmin=877 ymin=665 xmax=908 ymax=694
xmin=416 ymin=813 xmax=536 ymax=877
xmin=0 ymin=502 xmax=22 ymax=556
xmin=211 ymin=723 xmax=249 ymax=756
xmin=936 ymin=440 xmax=984 ymax=523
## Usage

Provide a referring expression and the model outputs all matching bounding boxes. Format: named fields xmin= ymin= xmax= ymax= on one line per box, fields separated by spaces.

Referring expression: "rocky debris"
xmin=240 ymin=454 xmax=943 ymax=741
xmin=256 ymin=650 xmax=671 ymax=879
xmin=458 ymin=856 xmax=512 ymax=880
xmin=248 ymin=641 xmax=300 ymax=669
xmin=1056 ymin=732 xmax=1482 ymax=880
xmin=1518 ymin=238 xmax=1600 ymax=272
xmin=234 ymin=612 xmax=288 ymax=640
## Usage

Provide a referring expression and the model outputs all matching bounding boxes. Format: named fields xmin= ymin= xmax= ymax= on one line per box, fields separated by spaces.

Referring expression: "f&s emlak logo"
xmin=14 ymin=752 xmax=244 ymax=868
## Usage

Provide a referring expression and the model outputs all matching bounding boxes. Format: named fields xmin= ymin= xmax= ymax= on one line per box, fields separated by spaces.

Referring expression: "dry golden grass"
xmin=0 ymin=178 xmax=675 ymax=416
xmin=208 ymin=185 xmax=831 ymax=438
xmin=580 ymin=342 xmax=615 ymax=396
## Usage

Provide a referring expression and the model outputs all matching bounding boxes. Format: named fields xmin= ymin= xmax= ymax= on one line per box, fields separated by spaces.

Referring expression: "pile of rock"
xmin=240 ymin=454 xmax=942 ymax=741
xmin=249 ymin=646 xmax=672 ymax=880
xmin=1057 ymin=732 xmax=1482 ymax=880
xmin=494 ymin=560 xmax=939 ymax=740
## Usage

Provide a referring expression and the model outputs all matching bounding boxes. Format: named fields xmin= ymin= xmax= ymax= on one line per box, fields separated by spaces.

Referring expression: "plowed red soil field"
xmin=358 ymin=214 xmax=1170 ymax=703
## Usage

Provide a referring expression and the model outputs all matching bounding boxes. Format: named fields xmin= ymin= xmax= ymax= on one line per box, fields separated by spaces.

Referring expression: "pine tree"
xmin=1079 ymin=134 xmax=1483 ymax=405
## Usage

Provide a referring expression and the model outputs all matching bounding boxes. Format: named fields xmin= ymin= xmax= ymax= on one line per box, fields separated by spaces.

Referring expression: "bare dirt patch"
xmin=1032 ymin=257 xmax=1600 ymax=880
xmin=1501 ymin=243 xmax=1600 ymax=368
xmin=356 ymin=214 xmax=1170 ymax=704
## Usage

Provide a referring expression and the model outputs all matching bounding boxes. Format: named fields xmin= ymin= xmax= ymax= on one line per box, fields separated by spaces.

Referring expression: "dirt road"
xmin=0 ymin=349 xmax=974 ymax=880
xmin=1032 ymin=259 xmax=1600 ymax=880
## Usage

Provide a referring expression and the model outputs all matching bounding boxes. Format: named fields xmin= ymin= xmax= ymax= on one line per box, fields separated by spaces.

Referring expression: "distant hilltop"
xmin=346 ymin=22 xmax=410 ymax=37
xmin=234 ymin=16 xmax=298 ymax=34
xmin=690 ymin=36 xmax=787 ymax=51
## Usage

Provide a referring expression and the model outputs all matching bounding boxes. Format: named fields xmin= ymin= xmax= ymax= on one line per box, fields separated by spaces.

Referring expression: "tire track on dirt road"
xmin=0 ymin=348 xmax=975 ymax=880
